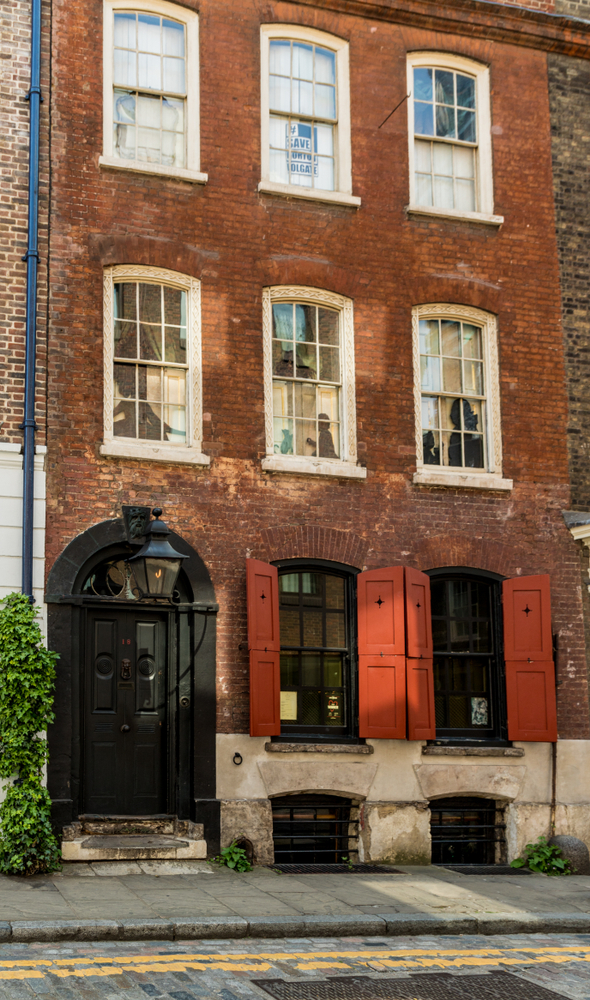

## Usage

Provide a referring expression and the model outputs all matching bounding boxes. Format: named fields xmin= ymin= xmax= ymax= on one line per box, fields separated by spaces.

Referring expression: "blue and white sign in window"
xmin=269 ymin=40 xmax=336 ymax=191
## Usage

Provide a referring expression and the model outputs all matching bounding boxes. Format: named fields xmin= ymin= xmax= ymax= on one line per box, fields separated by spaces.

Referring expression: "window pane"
xmin=431 ymin=582 xmax=446 ymax=617
xmin=114 ymin=12 xmax=136 ymax=49
xmin=113 ymin=399 xmax=135 ymax=437
xmin=138 ymin=365 xmax=161 ymax=401
xmin=450 ymin=659 xmax=467 ymax=690
xmin=324 ymin=654 xmax=342 ymax=686
xmin=473 ymin=622 xmax=490 ymax=653
xmin=281 ymin=651 xmax=299 ymax=686
xmin=270 ymin=148 xmax=289 ymax=184
xmin=164 ymin=368 xmax=185 ymax=405
xmin=316 ymin=156 xmax=334 ymax=191
xmin=471 ymin=696 xmax=489 ymax=726
xmin=140 ymin=324 xmax=162 ymax=360
xmin=294 ymin=382 xmax=316 ymax=418
xmin=421 ymin=395 xmax=438 ymax=429
xmin=295 ymin=304 xmax=316 ymax=342
xmin=114 ymin=90 xmax=135 ymax=123
xmin=164 ymin=287 xmax=185 ymax=326
xmin=423 ymin=429 xmax=440 ymax=465
xmin=441 ymin=396 xmax=459 ymax=430
xmin=318 ymin=417 xmax=339 ymax=459
xmin=138 ymin=401 xmax=162 ymax=440
xmin=455 ymin=179 xmax=475 ymax=212
xmin=302 ymin=607 xmax=323 ymax=645
xmin=319 ymin=346 xmax=339 ymax=382
xmin=420 ymin=319 xmax=439 ymax=355
xmin=316 ymin=46 xmax=335 ymax=84
xmin=462 ymin=325 xmax=481 ymax=360
xmin=325 ymin=576 xmax=344 ymax=609
xmin=137 ymin=94 xmax=160 ymax=128
xmin=432 ymin=622 xmax=448 ymax=654
xmin=457 ymin=74 xmax=475 ymax=109
xmin=270 ymin=40 xmax=291 ymax=76
xmin=269 ymin=115 xmax=288 ymax=150
xmin=114 ymin=123 xmax=135 ymax=158
xmin=114 ymin=48 xmax=136 ymax=87
xmin=296 ymin=418 xmax=317 ymax=456
xmin=139 ymin=284 xmax=161 ymax=323
xmin=269 ymin=74 xmax=291 ymax=112
xmin=273 ymin=380 xmax=293 ymax=416
xmin=442 ymin=429 xmax=460 ymax=467
xmin=273 ymin=339 xmax=294 ymax=376
xmin=164 ymin=323 xmax=186 ymax=363
xmin=164 ymin=404 xmax=186 ymax=444
xmin=465 ymin=434 xmax=484 ymax=468
xmin=449 ymin=581 xmax=469 ymax=617
xmin=421 ymin=355 xmax=441 ymax=391
xmin=458 ymin=108 xmax=476 ymax=143
xmin=436 ymin=105 xmax=455 ymax=139
xmin=137 ymin=127 xmax=161 ymax=162
xmin=115 ymin=282 xmax=137 ymax=320
xmin=414 ymin=101 xmax=434 ymax=136
xmin=454 ymin=144 xmax=474 ymax=179
xmin=435 ymin=69 xmax=454 ymax=106
xmin=414 ymin=67 xmax=433 ymax=101
xmin=315 ymin=83 xmax=336 ymax=119
xmin=463 ymin=360 xmax=484 ymax=395
xmin=138 ymin=52 xmax=161 ymax=90
xmin=162 ymin=19 xmax=184 ymax=57
xmin=449 ymin=696 xmax=469 ymax=729
xmin=318 ymin=308 xmax=339 ymax=345
xmin=293 ymin=42 xmax=313 ymax=80
xmin=292 ymin=78 xmax=313 ymax=116
xmin=325 ymin=690 xmax=343 ymax=726
xmin=415 ymin=139 xmax=431 ymax=172
xmin=315 ymin=122 xmax=334 ymax=155
xmin=163 ymin=56 xmax=185 ymax=94
xmin=114 ymin=363 xmax=135 ymax=398
xmin=434 ymin=174 xmax=453 ymax=208
xmin=114 ymin=321 xmax=137 ymax=358
xmin=281 ymin=607 xmax=301 ymax=645
xmin=442 ymin=358 xmax=461 ymax=393
xmin=433 ymin=141 xmax=453 ymax=176
xmin=326 ymin=614 xmax=345 ymax=648
xmin=415 ymin=172 xmax=433 ymax=206
xmin=274 ymin=416 xmax=294 ymax=455
xmin=301 ymin=690 xmax=321 ymax=726
xmin=441 ymin=321 xmax=461 ymax=357
xmin=317 ymin=385 xmax=339 ymax=422
xmin=138 ymin=13 xmax=160 ymax=53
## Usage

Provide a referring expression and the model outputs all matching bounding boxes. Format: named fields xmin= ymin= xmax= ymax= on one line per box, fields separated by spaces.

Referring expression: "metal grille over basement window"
xmin=272 ymin=795 xmax=357 ymax=863
xmin=430 ymin=796 xmax=505 ymax=866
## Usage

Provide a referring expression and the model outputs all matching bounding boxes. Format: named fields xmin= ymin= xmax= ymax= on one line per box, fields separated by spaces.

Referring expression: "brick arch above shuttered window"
xmin=255 ymin=524 xmax=369 ymax=568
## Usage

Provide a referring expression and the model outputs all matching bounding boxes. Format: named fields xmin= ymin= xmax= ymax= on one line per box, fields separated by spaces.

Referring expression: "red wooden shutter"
xmin=246 ymin=559 xmax=280 ymax=737
xmin=405 ymin=566 xmax=436 ymax=740
xmin=357 ymin=567 xmax=406 ymax=738
xmin=503 ymin=574 xmax=557 ymax=742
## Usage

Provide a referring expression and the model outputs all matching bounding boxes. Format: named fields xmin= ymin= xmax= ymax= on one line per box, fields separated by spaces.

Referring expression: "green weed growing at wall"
xmin=0 ymin=593 xmax=61 ymax=875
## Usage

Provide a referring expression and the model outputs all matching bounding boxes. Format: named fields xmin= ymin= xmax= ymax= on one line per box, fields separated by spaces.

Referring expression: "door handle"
xmin=120 ymin=724 xmax=130 ymax=733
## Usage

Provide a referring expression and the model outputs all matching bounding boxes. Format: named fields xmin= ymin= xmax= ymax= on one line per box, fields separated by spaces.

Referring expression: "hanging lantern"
xmin=129 ymin=507 xmax=188 ymax=599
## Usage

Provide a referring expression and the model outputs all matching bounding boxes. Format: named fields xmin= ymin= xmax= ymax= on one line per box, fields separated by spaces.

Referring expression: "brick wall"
xmin=556 ymin=0 xmax=590 ymax=15
xmin=47 ymin=0 xmax=590 ymax=739
xmin=0 ymin=0 xmax=49 ymax=446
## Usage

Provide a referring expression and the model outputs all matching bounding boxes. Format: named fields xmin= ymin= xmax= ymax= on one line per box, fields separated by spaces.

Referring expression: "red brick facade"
xmin=0 ymin=0 xmax=49 ymax=446
xmin=46 ymin=0 xmax=590 ymax=744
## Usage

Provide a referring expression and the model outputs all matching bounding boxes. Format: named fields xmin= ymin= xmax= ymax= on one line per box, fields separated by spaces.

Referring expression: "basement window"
xmin=430 ymin=796 xmax=506 ymax=865
xmin=271 ymin=795 xmax=358 ymax=864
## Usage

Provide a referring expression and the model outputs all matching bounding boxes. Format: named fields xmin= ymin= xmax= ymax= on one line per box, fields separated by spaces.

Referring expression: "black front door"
xmin=84 ymin=609 xmax=167 ymax=814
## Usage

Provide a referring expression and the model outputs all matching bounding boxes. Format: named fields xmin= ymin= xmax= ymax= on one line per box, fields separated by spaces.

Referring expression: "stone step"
xmin=61 ymin=816 xmax=207 ymax=861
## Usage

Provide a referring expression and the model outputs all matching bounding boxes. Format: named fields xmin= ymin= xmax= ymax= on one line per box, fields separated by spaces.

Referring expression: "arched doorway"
xmin=46 ymin=514 xmax=217 ymax=835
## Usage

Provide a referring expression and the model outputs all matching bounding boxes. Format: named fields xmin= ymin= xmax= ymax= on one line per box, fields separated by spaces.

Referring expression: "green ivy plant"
xmin=215 ymin=840 xmax=253 ymax=872
xmin=0 ymin=594 xmax=61 ymax=875
xmin=510 ymin=835 xmax=573 ymax=876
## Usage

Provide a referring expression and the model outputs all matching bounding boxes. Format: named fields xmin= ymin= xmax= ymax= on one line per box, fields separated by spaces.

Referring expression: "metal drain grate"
xmin=251 ymin=972 xmax=571 ymax=1000
xmin=439 ymin=864 xmax=533 ymax=875
xmin=267 ymin=863 xmax=402 ymax=874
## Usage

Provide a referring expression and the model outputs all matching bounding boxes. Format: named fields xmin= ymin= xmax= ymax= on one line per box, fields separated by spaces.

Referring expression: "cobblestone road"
xmin=2 ymin=935 xmax=590 ymax=1000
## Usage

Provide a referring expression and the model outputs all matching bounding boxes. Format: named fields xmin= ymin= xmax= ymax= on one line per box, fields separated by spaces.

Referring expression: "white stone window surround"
xmin=412 ymin=303 xmax=512 ymax=491
xmin=261 ymin=285 xmax=366 ymax=479
xmin=99 ymin=0 xmax=207 ymax=185
xmin=259 ymin=24 xmax=360 ymax=209
xmin=406 ymin=52 xmax=503 ymax=227
xmin=100 ymin=264 xmax=210 ymax=465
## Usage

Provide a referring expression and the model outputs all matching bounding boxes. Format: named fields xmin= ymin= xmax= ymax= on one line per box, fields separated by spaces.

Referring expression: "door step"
xmin=61 ymin=816 xmax=207 ymax=861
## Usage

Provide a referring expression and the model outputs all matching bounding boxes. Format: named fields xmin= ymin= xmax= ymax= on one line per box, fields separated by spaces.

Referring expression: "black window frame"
xmin=427 ymin=567 xmax=508 ymax=746
xmin=271 ymin=558 xmax=361 ymax=744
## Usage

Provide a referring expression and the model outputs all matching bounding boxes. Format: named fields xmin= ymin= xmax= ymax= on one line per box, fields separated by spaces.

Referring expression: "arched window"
xmin=277 ymin=563 xmax=356 ymax=738
xmin=430 ymin=569 xmax=505 ymax=741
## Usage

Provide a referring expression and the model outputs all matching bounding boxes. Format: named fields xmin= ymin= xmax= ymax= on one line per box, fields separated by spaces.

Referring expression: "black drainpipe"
xmin=21 ymin=0 xmax=43 ymax=600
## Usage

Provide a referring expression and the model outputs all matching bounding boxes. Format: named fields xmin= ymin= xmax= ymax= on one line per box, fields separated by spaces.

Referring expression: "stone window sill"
xmin=262 ymin=455 xmax=367 ymax=479
xmin=413 ymin=469 xmax=513 ymax=491
xmin=100 ymin=441 xmax=210 ymax=466
xmin=99 ymin=155 xmax=208 ymax=185
xmin=265 ymin=742 xmax=374 ymax=754
xmin=422 ymin=746 xmax=524 ymax=757
xmin=258 ymin=180 xmax=361 ymax=209
xmin=406 ymin=203 xmax=504 ymax=226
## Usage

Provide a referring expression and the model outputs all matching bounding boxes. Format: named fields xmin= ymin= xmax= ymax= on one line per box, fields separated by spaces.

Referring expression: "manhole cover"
xmin=267 ymin=863 xmax=402 ymax=874
xmin=438 ymin=865 xmax=534 ymax=875
xmin=251 ymin=972 xmax=572 ymax=999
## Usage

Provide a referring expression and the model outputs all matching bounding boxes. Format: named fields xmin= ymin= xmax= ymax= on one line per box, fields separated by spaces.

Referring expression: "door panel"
xmin=84 ymin=609 xmax=167 ymax=815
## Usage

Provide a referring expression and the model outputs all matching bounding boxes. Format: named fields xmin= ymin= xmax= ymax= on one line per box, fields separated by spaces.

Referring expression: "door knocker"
xmin=121 ymin=658 xmax=131 ymax=680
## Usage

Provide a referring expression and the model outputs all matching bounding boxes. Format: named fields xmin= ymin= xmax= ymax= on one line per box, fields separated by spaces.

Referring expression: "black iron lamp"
xmin=129 ymin=507 xmax=188 ymax=599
